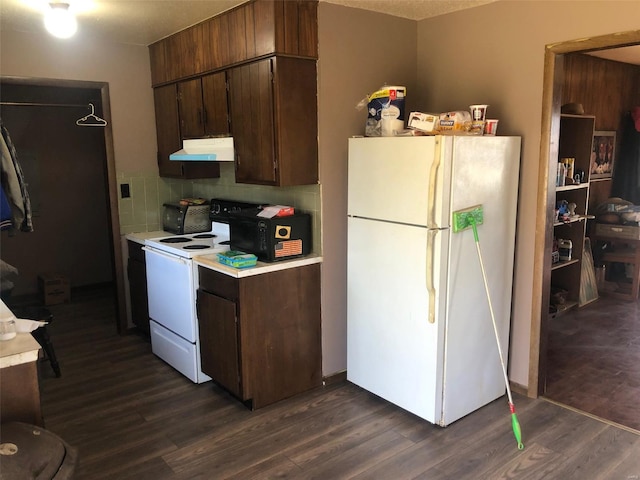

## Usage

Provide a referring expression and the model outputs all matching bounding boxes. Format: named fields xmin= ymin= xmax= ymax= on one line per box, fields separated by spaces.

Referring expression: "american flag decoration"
xmin=275 ymin=239 xmax=302 ymax=258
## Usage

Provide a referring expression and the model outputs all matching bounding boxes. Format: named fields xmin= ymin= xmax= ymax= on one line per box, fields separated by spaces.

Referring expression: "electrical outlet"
xmin=120 ymin=183 xmax=130 ymax=198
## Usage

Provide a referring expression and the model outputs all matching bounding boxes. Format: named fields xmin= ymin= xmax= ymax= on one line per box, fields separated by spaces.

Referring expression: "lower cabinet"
xmin=197 ymin=263 xmax=322 ymax=409
xmin=127 ymin=241 xmax=150 ymax=336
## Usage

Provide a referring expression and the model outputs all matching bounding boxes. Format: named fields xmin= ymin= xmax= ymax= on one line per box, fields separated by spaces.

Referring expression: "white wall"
xmin=317 ymin=4 xmax=417 ymax=375
xmin=415 ymin=1 xmax=640 ymax=387
xmin=0 ymin=29 xmax=157 ymax=175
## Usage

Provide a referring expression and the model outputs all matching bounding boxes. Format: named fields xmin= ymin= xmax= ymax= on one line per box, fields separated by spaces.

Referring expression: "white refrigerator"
xmin=347 ymin=135 xmax=521 ymax=426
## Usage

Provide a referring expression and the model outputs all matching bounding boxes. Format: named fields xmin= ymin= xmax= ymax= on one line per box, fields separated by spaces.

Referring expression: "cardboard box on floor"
xmin=38 ymin=273 xmax=70 ymax=306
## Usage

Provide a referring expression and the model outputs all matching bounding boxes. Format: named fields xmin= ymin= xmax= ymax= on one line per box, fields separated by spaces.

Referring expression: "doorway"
xmin=0 ymin=77 xmax=127 ymax=333
xmin=531 ymin=31 xmax=640 ymax=422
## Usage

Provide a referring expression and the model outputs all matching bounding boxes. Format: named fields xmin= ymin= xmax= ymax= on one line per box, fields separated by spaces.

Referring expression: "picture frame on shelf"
xmin=590 ymin=131 xmax=616 ymax=179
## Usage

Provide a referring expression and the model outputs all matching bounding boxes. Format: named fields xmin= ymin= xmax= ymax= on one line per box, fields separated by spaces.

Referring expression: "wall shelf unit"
xmin=550 ymin=114 xmax=596 ymax=315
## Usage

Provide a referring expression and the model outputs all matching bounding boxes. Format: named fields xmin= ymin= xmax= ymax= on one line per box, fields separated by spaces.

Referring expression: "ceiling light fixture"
xmin=44 ymin=2 xmax=77 ymax=39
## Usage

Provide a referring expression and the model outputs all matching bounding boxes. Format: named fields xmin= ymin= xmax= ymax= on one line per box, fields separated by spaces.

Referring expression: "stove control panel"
xmin=210 ymin=198 xmax=264 ymax=223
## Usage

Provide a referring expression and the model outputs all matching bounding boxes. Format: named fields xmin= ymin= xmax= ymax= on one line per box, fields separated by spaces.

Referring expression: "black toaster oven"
xmin=162 ymin=203 xmax=211 ymax=234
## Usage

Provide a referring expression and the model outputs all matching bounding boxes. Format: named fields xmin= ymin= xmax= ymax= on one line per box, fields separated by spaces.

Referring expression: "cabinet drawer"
xmin=128 ymin=240 xmax=145 ymax=262
xmin=198 ymin=266 xmax=239 ymax=301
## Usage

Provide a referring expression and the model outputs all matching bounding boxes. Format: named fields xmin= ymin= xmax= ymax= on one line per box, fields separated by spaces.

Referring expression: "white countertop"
xmin=125 ymin=231 xmax=171 ymax=245
xmin=0 ymin=333 xmax=41 ymax=368
xmin=194 ymin=253 xmax=322 ymax=278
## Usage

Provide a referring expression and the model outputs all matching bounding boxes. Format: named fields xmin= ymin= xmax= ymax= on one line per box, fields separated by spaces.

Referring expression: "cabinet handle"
xmin=202 ymin=108 xmax=208 ymax=127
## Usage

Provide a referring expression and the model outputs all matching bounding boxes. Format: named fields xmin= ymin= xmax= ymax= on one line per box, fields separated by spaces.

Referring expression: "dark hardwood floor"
xmin=31 ymin=286 xmax=640 ymax=479
xmin=545 ymin=294 xmax=640 ymax=432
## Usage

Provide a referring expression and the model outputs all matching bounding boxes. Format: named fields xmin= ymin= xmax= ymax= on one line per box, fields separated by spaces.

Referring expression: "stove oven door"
xmin=144 ymin=247 xmax=197 ymax=342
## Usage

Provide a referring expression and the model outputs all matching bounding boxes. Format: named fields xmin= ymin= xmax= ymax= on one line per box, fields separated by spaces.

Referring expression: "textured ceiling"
xmin=324 ymin=0 xmax=497 ymax=21
xmin=0 ymin=0 xmax=498 ymax=46
xmin=0 ymin=0 xmax=638 ymax=65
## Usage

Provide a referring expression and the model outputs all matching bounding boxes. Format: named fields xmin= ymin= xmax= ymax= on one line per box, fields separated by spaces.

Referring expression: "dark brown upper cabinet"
xmin=153 ymin=84 xmax=183 ymax=178
xmin=153 ymin=84 xmax=221 ymax=179
xmin=177 ymin=72 xmax=229 ymax=139
xmin=149 ymin=0 xmax=318 ymax=87
xmin=228 ymin=56 xmax=318 ymax=186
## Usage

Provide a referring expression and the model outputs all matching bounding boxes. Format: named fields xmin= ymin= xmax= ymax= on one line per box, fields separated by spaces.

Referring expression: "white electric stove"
xmin=142 ymin=199 xmax=262 ymax=384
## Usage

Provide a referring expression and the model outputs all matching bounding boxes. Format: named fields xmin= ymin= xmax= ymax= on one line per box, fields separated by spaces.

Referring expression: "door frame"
xmin=1 ymin=76 xmax=127 ymax=334
xmin=530 ymin=30 xmax=640 ymax=397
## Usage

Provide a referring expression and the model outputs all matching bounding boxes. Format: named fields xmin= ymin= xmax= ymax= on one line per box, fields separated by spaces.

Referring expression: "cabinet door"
xmin=154 ymin=84 xmax=221 ymax=179
xmin=128 ymin=258 xmax=149 ymax=335
xmin=178 ymin=78 xmax=205 ymax=139
xmin=178 ymin=23 xmax=207 ymax=78
xmin=197 ymin=290 xmax=242 ymax=398
xmin=228 ymin=58 xmax=276 ymax=185
xmin=227 ymin=6 xmax=248 ymax=64
xmin=149 ymin=41 xmax=168 ymax=86
xmin=202 ymin=72 xmax=230 ymax=136
xmin=153 ymin=84 xmax=183 ymax=178
xmin=272 ymin=56 xmax=318 ymax=185
xmin=206 ymin=14 xmax=230 ymax=70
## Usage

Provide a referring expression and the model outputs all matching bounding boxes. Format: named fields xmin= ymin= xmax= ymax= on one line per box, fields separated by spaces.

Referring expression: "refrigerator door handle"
xmin=426 ymin=229 xmax=438 ymax=324
xmin=426 ymin=138 xmax=442 ymax=229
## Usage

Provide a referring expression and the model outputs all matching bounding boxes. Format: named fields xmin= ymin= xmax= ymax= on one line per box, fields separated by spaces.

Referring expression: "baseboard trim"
xmin=510 ymin=381 xmax=529 ymax=397
xmin=323 ymin=370 xmax=347 ymax=386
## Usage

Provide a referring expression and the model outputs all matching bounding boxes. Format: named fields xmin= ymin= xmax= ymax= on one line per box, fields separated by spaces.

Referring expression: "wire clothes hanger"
xmin=76 ymin=103 xmax=107 ymax=127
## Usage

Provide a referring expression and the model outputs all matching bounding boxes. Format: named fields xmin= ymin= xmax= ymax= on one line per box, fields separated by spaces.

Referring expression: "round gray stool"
xmin=0 ymin=422 xmax=77 ymax=479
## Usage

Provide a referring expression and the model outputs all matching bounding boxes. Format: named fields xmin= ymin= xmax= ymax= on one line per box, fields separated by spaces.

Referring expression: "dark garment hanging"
xmin=611 ymin=110 xmax=640 ymax=205
xmin=0 ymin=184 xmax=12 ymax=230
xmin=0 ymin=120 xmax=33 ymax=233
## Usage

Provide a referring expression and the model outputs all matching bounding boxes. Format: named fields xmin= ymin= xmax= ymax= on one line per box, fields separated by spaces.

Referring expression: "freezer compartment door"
xmin=348 ymin=136 xmax=450 ymax=228
xmin=347 ymin=216 xmax=449 ymax=423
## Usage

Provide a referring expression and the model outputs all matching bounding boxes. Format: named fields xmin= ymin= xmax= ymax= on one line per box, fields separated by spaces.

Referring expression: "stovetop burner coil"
xmin=183 ymin=244 xmax=210 ymax=250
xmin=160 ymin=237 xmax=192 ymax=243
xmin=192 ymin=233 xmax=216 ymax=239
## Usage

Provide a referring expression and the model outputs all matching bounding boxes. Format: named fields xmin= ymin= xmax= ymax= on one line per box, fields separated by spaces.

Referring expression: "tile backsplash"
xmin=118 ymin=163 xmax=322 ymax=253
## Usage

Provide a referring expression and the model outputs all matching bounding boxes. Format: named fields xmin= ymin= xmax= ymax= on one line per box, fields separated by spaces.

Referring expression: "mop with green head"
xmin=452 ymin=205 xmax=525 ymax=451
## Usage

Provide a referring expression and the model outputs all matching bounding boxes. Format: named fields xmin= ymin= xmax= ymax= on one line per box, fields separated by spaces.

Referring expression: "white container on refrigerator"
xmin=347 ymin=135 xmax=521 ymax=426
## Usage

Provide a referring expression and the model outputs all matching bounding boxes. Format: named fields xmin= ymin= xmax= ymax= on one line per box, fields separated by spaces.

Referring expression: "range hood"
xmin=169 ymin=137 xmax=234 ymax=162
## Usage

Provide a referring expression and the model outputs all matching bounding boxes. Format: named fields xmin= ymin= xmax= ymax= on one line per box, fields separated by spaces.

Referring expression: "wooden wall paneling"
xmin=564 ymin=54 xmax=640 ymax=130
xmin=588 ymin=179 xmax=613 ymax=213
xmin=563 ymin=54 xmax=640 ymax=206
xmin=253 ymin=0 xmax=276 ymax=57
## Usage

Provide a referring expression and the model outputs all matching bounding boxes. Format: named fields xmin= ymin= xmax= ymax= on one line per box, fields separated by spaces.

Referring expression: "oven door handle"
xmin=142 ymin=246 xmax=189 ymax=265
